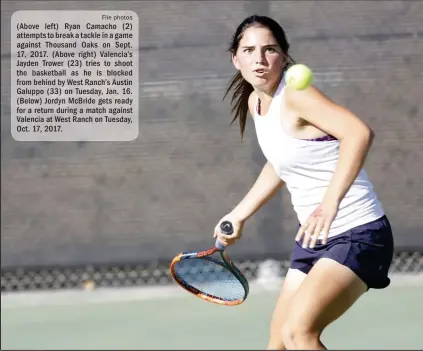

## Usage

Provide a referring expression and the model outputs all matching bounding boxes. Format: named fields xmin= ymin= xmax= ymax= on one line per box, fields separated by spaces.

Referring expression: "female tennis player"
xmin=213 ymin=15 xmax=394 ymax=350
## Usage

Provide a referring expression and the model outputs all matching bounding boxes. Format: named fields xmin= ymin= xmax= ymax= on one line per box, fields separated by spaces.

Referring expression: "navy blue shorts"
xmin=290 ymin=215 xmax=394 ymax=289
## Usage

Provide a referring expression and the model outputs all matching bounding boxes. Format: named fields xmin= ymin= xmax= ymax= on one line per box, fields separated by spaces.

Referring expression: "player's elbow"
xmin=369 ymin=128 xmax=375 ymax=141
xmin=343 ymin=124 xmax=374 ymax=149
xmin=362 ymin=126 xmax=375 ymax=146
xmin=352 ymin=123 xmax=374 ymax=146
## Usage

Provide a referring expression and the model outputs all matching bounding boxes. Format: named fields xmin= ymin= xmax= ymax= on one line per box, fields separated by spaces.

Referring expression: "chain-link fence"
xmin=1 ymin=1 xmax=422 ymax=292
xmin=1 ymin=252 xmax=422 ymax=292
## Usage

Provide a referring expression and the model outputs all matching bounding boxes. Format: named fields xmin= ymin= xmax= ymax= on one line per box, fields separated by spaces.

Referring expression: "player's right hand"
xmin=213 ymin=214 xmax=244 ymax=247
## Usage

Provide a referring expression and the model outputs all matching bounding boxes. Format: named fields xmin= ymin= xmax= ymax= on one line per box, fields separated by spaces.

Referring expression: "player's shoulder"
xmin=284 ymin=84 xmax=332 ymax=109
xmin=248 ymin=90 xmax=258 ymax=117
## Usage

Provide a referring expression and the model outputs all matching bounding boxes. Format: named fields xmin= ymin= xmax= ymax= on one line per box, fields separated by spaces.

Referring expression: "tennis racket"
xmin=169 ymin=221 xmax=249 ymax=306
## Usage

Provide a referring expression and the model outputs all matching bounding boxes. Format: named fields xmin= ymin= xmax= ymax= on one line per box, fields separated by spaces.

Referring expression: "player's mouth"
xmin=254 ymin=68 xmax=267 ymax=76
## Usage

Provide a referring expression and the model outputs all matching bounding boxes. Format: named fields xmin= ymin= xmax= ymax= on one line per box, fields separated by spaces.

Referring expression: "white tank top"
xmin=253 ymin=75 xmax=385 ymax=238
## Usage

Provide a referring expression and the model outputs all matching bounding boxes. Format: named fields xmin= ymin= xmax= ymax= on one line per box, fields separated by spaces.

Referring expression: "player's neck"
xmin=255 ymin=76 xmax=282 ymax=104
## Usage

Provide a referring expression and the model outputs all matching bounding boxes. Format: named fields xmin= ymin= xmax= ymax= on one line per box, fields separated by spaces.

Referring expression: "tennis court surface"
xmin=2 ymin=275 xmax=423 ymax=350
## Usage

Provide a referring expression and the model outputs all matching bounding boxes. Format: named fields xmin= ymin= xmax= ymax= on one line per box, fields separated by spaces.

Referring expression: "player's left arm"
xmin=285 ymin=85 xmax=374 ymax=205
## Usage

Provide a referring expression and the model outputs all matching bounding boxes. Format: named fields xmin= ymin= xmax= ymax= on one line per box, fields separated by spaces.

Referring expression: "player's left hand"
xmin=295 ymin=200 xmax=339 ymax=249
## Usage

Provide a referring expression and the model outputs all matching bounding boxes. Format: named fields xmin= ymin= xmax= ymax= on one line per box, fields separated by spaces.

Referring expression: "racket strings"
xmin=173 ymin=258 xmax=246 ymax=301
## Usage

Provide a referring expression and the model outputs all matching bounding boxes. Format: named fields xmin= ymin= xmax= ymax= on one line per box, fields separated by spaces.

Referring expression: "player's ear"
xmin=232 ymin=54 xmax=240 ymax=70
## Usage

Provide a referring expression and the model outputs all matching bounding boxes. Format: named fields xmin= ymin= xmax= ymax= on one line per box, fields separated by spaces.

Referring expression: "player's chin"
xmin=252 ymin=79 xmax=276 ymax=91
xmin=245 ymin=76 xmax=266 ymax=87
xmin=252 ymin=76 xmax=268 ymax=83
xmin=251 ymin=73 xmax=279 ymax=85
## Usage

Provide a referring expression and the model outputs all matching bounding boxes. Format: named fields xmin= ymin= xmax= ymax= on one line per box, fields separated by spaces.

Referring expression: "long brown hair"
xmin=223 ymin=15 xmax=295 ymax=138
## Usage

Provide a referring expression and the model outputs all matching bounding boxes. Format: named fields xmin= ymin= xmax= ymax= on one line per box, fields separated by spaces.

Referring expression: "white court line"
xmin=2 ymin=274 xmax=422 ymax=310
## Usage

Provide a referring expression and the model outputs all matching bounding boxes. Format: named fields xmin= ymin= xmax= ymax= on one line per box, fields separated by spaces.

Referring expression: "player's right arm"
xmin=214 ymin=91 xmax=285 ymax=246
xmin=231 ymin=91 xmax=285 ymax=221
xmin=229 ymin=160 xmax=284 ymax=221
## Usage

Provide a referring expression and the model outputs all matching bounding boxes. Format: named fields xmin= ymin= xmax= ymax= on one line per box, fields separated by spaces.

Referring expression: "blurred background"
xmin=1 ymin=1 xmax=422 ymax=350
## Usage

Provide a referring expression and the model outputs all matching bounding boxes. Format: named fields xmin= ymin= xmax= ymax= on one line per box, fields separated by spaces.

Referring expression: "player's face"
xmin=232 ymin=26 xmax=286 ymax=90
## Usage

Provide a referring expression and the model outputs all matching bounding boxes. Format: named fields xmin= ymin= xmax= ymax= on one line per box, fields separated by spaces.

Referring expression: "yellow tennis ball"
xmin=286 ymin=64 xmax=313 ymax=90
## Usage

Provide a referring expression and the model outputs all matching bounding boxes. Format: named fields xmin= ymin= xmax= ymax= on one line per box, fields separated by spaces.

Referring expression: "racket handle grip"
xmin=220 ymin=221 xmax=234 ymax=235
xmin=215 ymin=221 xmax=234 ymax=250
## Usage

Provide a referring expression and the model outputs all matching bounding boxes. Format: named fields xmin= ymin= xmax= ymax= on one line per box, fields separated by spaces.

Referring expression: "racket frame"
xmin=169 ymin=246 xmax=249 ymax=306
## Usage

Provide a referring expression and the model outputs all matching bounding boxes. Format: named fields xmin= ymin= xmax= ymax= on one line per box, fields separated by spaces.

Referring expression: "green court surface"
xmin=2 ymin=277 xmax=423 ymax=350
